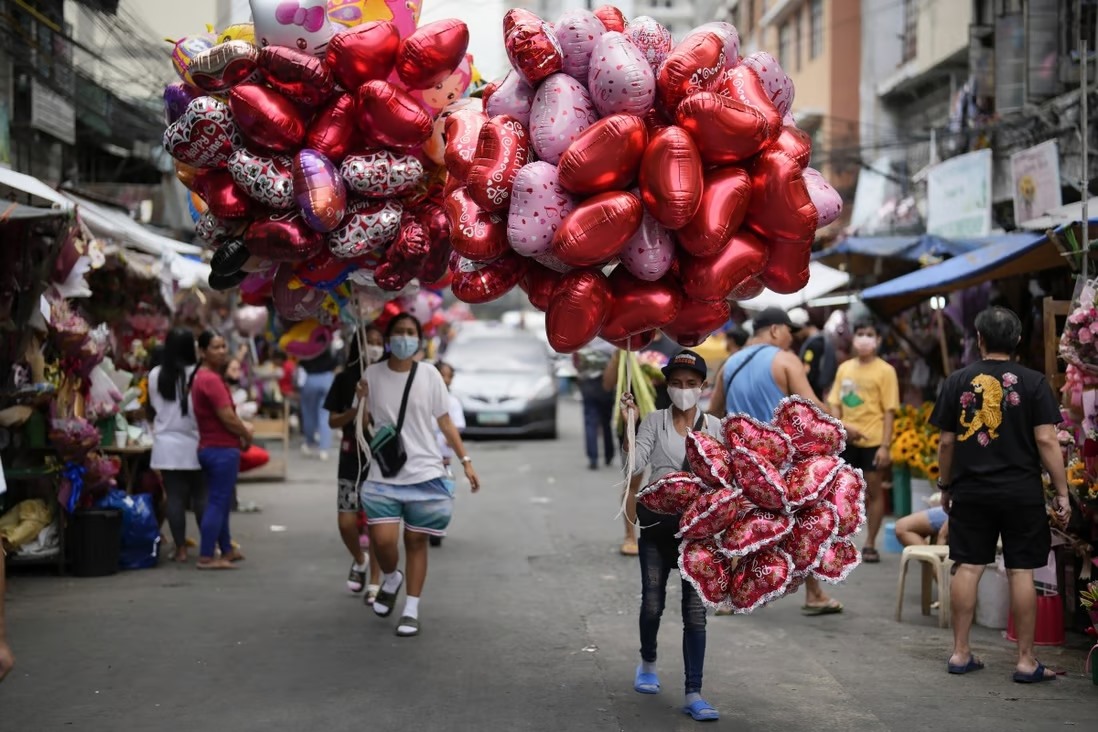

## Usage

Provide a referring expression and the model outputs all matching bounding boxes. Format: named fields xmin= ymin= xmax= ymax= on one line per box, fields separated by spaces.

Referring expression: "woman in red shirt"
xmin=190 ymin=332 xmax=254 ymax=570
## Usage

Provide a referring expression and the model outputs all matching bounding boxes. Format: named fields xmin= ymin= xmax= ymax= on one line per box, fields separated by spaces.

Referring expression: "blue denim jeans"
xmin=578 ymin=377 xmax=614 ymax=467
xmin=300 ymin=371 xmax=334 ymax=449
xmin=638 ymin=526 xmax=707 ymax=694
xmin=198 ymin=447 xmax=240 ymax=558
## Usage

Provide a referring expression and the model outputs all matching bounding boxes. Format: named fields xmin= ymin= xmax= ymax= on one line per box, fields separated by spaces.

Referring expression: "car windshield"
xmin=446 ymin=337 xmax=549 ymax=373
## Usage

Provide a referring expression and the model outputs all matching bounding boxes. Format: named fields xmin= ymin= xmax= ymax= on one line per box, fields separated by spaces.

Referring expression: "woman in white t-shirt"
xmin=359 ymin=313 xmax=480 ymax=637
xmin=148 ymin=328 xmax=204 ymax=563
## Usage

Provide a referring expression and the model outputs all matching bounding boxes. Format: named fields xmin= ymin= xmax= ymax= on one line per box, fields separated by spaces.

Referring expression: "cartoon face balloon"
xmin=327 ymin=0 xmax=421 ymax=38
xmin=252 ymin=0 xmax=334 ymax=56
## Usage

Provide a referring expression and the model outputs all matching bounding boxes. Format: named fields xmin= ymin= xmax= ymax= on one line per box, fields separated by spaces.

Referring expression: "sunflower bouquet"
xmin=890 ymin=403 xmax=941 ymax=480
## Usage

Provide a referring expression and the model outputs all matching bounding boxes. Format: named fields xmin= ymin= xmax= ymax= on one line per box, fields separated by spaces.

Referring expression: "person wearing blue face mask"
xmin=358 ymin=313 xmax=481 ymax=637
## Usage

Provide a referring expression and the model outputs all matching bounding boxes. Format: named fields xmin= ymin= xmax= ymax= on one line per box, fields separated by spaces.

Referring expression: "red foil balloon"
xmin=258 ymin=46 xmax=334 ymax=107
xmin=601 ymin=267 xmax=683 ymax=342
xmin=727 ymin=276 xmax=766 ymax=301
xmin=245 ymin=210 xmax=326 ymax=262
xmin=745 ymin=149 xmax=818 ymax=243
xmin=771 ymin=124 xmax=813 ymax=169
xmin=396 ymin=19 xmax=470 ymax=90
xmin=676 ymin=92 xmax=772 ymax=165
xmin=639 ymin=126 xmax=703 ymax=230
xmin=662 ymin=298 xmax=730 ymax=347
xmin=656 ymin=31 xmax=725 ymax=114
xmin=716 ymin=66 xmax=782 ymax=140
xmin=229 ymin=84 xmax=305 ymax=152
xmin=677 ymin=166 xmax=752 ymax=257
xmin=727 ymin=547 xmax=794 ymax=613
xmin=324 ymin=21 xmax=400 ymax=90
xmin=593 ymin=5 xmax=626 ymax=32
xmin=450 ymin=251 xmax=528 ymax=304
xmin=680 ymin=231 xmax=768 ymax=302
xmin=557 ymin=114 xmax=648 ymax=195
xmin=444 ymin=186 xmax=509 ymax=263
xmin=443 ymin=109 xmax=489 ymax=183
xmin=609 ymin=330 xmax=657 ymax=352
xmin=552 ymin=191 xmax=642 ymax=267
xmin=545 ymin=269 xmax=612 ymax=353
xmin=466 ymin=114 xmax=531 ymax=213
xmin=193 ymin=169 xmax=252 ymax=219
xmin=189 ymin=40 xmax=259 ymax=94
xmin=305 ymin=94 xmax=356 ymax=164
xmin=504 ymin=8 xmax=564 ymax=85
xmin=293 ymin=149 xmax=347 ymax=233
xmin=519 ymin=262 xmax=563 ymax=312
xmin=354 ymin=81 xmax=433 ymax=149
xmin=760 ymin=238 xmax=811 ymax=295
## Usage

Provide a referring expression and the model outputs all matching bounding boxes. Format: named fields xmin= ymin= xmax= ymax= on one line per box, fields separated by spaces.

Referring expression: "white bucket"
xmin=975 ymin=562 xmax=1010 ymax=629
xmin=910 ymin=478 xmax=935 ymax=511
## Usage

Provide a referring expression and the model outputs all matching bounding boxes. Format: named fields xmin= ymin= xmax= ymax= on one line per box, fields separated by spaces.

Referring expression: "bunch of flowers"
xmin=890 ymin=403 xmax=940 ymax=480
xmin=1060 ymin=280 xmax=1098 ymax=374
xmin=47 ymin=296 xmax=91 ymax=355
xmin=83 ymin=452 xmax=120 ymax=495
xmin=48 ymin=417 xmax=101 ymax=462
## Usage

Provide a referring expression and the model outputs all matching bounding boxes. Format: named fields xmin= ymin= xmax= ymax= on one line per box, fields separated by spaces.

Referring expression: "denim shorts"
xmin=360 ymin=478 xmax=454 ymax=536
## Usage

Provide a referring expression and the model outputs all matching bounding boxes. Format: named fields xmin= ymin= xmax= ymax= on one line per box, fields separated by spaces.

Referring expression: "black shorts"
xmin=947 ymin=501 xmax=1051 ymax=569
xmin=841 ymin=444 xmax=880 ymax=472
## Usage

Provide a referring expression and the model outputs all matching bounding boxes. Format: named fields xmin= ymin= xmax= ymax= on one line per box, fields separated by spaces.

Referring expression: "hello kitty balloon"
xmin=252 ymin=0 xmax=335 ymax=56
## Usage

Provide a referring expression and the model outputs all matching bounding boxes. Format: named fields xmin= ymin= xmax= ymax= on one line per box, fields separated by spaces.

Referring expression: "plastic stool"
xmin=1006 ymin=592 xmax=1065 ymax=646
xmin=895 ymin=545 xmax=952 ymax=628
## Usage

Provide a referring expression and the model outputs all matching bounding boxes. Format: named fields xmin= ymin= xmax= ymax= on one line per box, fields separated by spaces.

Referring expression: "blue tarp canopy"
xmin=860 ymin=232 xmax=1057 ymax=314
xmin=813 ymin=234 xmax=985 ymax=274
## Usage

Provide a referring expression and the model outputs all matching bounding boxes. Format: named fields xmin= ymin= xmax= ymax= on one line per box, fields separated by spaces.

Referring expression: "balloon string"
xmin=353 ymin=297 xmax=373 ymax=482
xmin=615 ymin=352 xmax=640 ymax=529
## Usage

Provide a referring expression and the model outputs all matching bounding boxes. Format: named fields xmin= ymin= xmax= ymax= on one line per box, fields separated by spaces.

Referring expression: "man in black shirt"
xmin=930 ymin=307 xmax=1070 ymax=683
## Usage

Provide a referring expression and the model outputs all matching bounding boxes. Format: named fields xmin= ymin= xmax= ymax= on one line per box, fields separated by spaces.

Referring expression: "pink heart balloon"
xmin=507 ymin=161 xmax=578 ymax=258
xmin=619 ymin=210 xmax=674 ymax=281
xmin=528 ymin=73 xmax=600 ymax=164
xmin=727 ymin=546 xmax=794 ymax=613
xmin=554 ymin=9 xmax=608 ymax=84
xmin=729 ymin=446 xmax=787 ymax=511
xmin=823 ymin=465 xmax=868 ymax=537
xmin=587 ymin=31 xmax=656 ymax=117
xmin=773 ymin=396 xmax=848 ymax=458
xmin=720 ymin=507 xmax=793 ymax=558
xmin=678 ymin=538 xmax=734 ymax=607
xmin=812 ymin=537 xmax=861 ymax=584
xmin=637 ymin=471 xmax=706 ymax=515
xmin=783 ymin=455 xmax=843 ymax=511
xmin=781 ymin=502 xmax=838 ymax=574
xmin=803 ymin=166 xmax=843 ymax=227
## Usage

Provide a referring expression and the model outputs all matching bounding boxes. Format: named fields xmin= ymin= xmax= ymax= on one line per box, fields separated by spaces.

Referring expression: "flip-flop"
xmin=802 ymin=600 xmax=844 ymax=616
xmin=682 ymin=699 xmax=720 ymax=721
xmin=947 ymin=654 xmax=985 ymax=674
xmin=372 ymin=571 xmax=404 ymax=617
xmin=862 ymin=547 xmax=881 ymax=563
xmin=633 ymin=665 xmax=660 ymax=694
xmin=620 ymin=539 xmax=639 ymax=557
xmin=1012 ymin=661 xmax=1056 ymax=683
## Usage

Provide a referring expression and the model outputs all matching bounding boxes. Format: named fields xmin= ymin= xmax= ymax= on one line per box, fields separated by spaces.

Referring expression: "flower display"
xmin=1060 ymin=280 xmax=1098 ymax=374
xmin=890 ymin=403 xmax=940 ymax=480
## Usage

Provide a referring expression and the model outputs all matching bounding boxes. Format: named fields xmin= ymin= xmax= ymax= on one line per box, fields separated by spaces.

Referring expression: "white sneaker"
xmin=319 ymin=450 xmax=330 ymax=462
xmin=301 ymin=444 xmax=314 ymax=458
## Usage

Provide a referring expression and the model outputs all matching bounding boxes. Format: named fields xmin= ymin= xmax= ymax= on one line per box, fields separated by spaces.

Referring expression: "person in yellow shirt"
xmin=828 ymin=319 xmax=899 ymax=564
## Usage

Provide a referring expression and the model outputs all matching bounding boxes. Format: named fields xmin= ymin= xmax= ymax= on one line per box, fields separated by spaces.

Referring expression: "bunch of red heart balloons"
xmin=440 ymin=6 xmax=843 ymax=352
xmin=162 ymin=0 xmax=478 ymax=322
xmin=638 ymin=397 xmax=866 ymax=613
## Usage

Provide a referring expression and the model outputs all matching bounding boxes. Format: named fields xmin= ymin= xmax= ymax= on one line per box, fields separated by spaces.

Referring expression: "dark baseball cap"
xmin=662 ymin=349 xmax=708 ymax=380
xmin=752 ymin=307 xmax=801 ymax=332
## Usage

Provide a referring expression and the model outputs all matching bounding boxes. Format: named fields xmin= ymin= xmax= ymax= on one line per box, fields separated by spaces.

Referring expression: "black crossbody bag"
xmin=369 ymin=363 xmax=417 ymax=478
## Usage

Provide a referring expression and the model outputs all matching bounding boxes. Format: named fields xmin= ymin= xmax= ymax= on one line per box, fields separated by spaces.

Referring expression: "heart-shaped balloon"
xmin=305 ymin=93 xmax=356 ymax=164
xmin=554 ymin=9 xmax=607 ymax=82
xmin=803 ymin=167 xmax=842 ymax=227
xmin=189 ymin=40 xmax=259 ymax=94
xmin=745 ymin=149 xmax=818 ymax=243
xmin=601 ymin=268 xmax=682 ymax=342
xmin=784 ymin=455 xmax=843 ymax=510
xmin=619 ymin=211 xmax=674 ymax=282
xmin=327 ymin=200 xmax=402 ymax=259
xmin=444 ymin=186 xmax=508 ymax=263
xmin=626 ymin=16 xmax=673 ymax=71
xmin=656 ymin=31 xmax=725 ymax=115
xmin=678 ymin=538 xmax=734 ymax=607
xmin=760 ymin=238 xmax=812 ymax=295
xmin=637 ymin=471 xmax=706 ymax=515
xmin=466 ymin=114 xmax=531 ymax=213
xmin=552 ymin=191 xmax=642 ymax=267
xmin=587 ymin=31 xmax=657 ymax=117
xmin=210 ymin=239 xmax=252 ymax=276
xmin=823 ymin=465 xmax=867 ymax=537
xmin=727 ymin=276 xmax=765 ymax=301
xmin=741 ymin=51 xmax=794 ymax=117
xmin=228 ymin=149 xmax=294 ymax=209
xmin=811 ymin=537 xmax=861 ymax=584
xmin=678 ymin=488 xmax=742 ymax=540
xmin=324 ymin=20 xmax=400 ymax=90
xmin=676 ymin=92 xmax=772 ymax=165
xmin=245 ymin=210 xmax=326 ymax=262
xmin=239 ymin=266 xmax=276 ymax=304
xmin=229 ymin=84 xmax=306 ymax=152
xmin=163 ymin=96 xmax=242 ymax=168
xmin=679 ymin=230 xmax=768 ymax=303
xmin=208 ymin=269 xmax=249 ymax=291
xmin=685 ymin=431 xmax=735 ymax=492
xmin=720 ymin=507 xmax=793 ymax=558
xmin=771 ymin=125 xmax=813 ymax=169
xmin=529 ymin=73 xmax=600 ymax=165
xmin=163 ymin=82 xmax=203 ymax=125
xmin=232 ymin=303 xmax=268 ymax=336
xmin=684 ymin=22 xmax=741 ymax=69
xmin=293 ymin=149 xmax=346 ymax=232
xmin=450 ymin=251 xmax=527 ymax=304
xmin=716 ymin=66 xmax=782 ymax=139
xmin=340 ymin=151 xmax=424 ymax=198
xmin=258 ymin=45 xmax=334 ymax=106
xmin=372 ymin=261 xmax=416 ymax=292
xmin=195 ymin=211 xmax=247 ymax=245
xmin=558 ymin=114 xmax=648 ymax=195
xmin=504 ymin=8 xmax=564 ymax=85
xmin=545 ymin=269 xmax=612 ymax=353
xmin=593 ymin=5 xmax=625 ymax=32
xmin=425 ymin=97 xmax=478 ymax=164
xmin=773 ymin=396 xmax=848 ymax=458
xmin=639 ymin=125 xmax=703 ymax=229
xmin=721 ymin=415 xmax=794 ymax=469
xmin=661 ymin=298 xmax=730 ymax=348
xmin=507 ymin=162 xmax=578 ymax=258
xmin=193 ymin=169 xmax=252 ymax=219
xmin=677 ymin=166 xmax=752 ymax=257
xmin=354 ymin=80 xmax=433 ymax=149
xmin=272 ymin=265 xmax=327 ymax=321
xmin=730 ymin=446 xmax=787 ymax=511
xmin=518 ymin=262 xmax=563 ymax=312
xmin=396 ymin=19 xmax=470 ymax=89
xmin=443 ymin=109 xmax=489 ymax=183
xmin=727 ymin=547 xmax=794 ymax=613
xmin=294 ymin=250 xmax=355 ymax=290
xmin=782 ymin=502 xmax=838 ymax=574
xmin=484 ymin=70 xmax=535 ymax=128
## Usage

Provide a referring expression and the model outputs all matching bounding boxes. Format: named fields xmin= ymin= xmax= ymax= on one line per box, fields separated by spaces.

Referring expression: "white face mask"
xmin=668 ymin=387 xmax=702 ymax=411
xmin=365 ymin=345 xmax=384 ymax=364
xmin=853 ymin=334 xmax=878 ymax=356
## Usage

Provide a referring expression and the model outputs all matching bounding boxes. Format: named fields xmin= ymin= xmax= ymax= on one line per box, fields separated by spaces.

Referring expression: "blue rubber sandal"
xmin=633 ymin=666 xmax=660 ymax=694
xmin=682 ymin=699 xmax=720 ymax=721
xmin=1012 ymin=662 xmax=1056 ymax=684
xmin=947 ymin=654 xmax=985 ymax=675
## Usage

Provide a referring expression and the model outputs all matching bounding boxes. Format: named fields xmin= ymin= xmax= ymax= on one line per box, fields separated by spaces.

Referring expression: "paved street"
xmin=2 ymin=401 xmax=1094 ymax=731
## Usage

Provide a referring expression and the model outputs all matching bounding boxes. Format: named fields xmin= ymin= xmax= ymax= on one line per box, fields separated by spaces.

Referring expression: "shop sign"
xmin=926 ymin=149 xmax=992 ymax=238
xmin=31 ymin=79 xmax=76 ymax=145
xmin=1010 ymin=140 xmax=1061 ymax=225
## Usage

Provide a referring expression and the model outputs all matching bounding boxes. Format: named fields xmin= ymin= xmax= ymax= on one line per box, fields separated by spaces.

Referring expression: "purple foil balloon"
xmin=625 ymin=16 xmax=673 ymax=72
xmin=587 ymin=32 xmax=656 ymax=118
xmin=529 ymin=74 xmax=599 ymax=164
xmin=507 ymin=161 xmax=578 ymax=257
xmin=293 ymin=149 xmax=346 ymax=233
xmin=619 ymin=210 xmax=673 ymax=281
xmin=163 ymin=82 xmax=203 ymax=125
xmin=554 ymin=9 xmax=607 ymax=84
xmin=485 ymin=70 xmax=535 ymax=128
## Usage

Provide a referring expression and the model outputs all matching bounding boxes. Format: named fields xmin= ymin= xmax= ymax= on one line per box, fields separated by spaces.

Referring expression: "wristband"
xmin=936 ymin=480 xmax=950 ymax=491
xmin=461 ymin=456 xmax=473 ymax=464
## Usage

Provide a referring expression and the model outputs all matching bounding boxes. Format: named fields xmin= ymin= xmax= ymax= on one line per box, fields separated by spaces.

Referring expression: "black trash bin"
xmin=68 ymin=508 xmax=122 ymax=577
